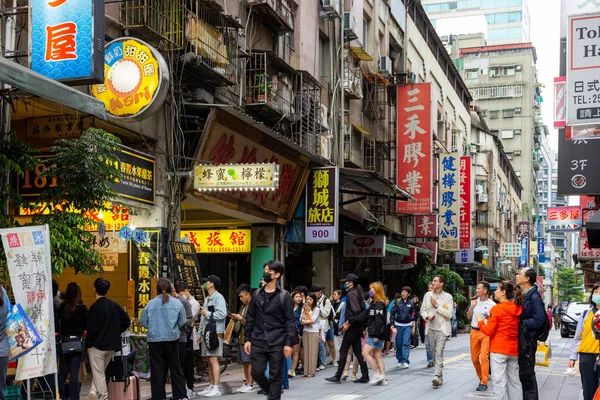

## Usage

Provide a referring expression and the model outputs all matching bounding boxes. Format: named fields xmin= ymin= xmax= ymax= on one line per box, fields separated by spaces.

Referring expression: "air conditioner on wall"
xmin=320 ymin=103 xmax=329 ymax=131
xmin=379 ymin=56 xmax=393 ymax=78
xmin=477 ymin=194 xmax=488 ymax=203
xmin=322 ymin=0 xmax=341 ymax=17
xmin=343 ymin=12 xmax=358 ymax=41
xmin=476 ymin=185 xmax=484 ymax=194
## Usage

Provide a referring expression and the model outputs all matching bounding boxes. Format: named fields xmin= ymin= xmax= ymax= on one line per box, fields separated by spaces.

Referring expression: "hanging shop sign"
xmin=458 ymin=270 xmax=478 ymax=286
xmin=537 ymin=220 xmax=545 ymax=259
xmin=459 ymin=156 xmax=471 ymax=249
xmin=585 ymin=270 xmax=600 ymax=287
xmin=416 ymin=242 xmax=438 ymax=262
xmin=180 ymin=229 xmax=251 ymax=253
xmin=0 ymin=225 xmax=57 ymax=380
xmin=501 ymin=243 xmax=522 ymax=258
xmin=343 ymin=235 xmax=386 ymax=257
xmin=414 ymin=215 xmax=438 ymax=238
xmin=197 ymin=109 xmax=310 ymax=223
xmin=194 ymin=163 xmax=279 ymax=191
xmin=438 ymin=153 xmax=460 ymax=251
xmin=555 ymin=77 xmax=566 ymax=128
xmin=547 ymin=206 xmax=582 ymax=231
xmin=397 ymin=83 xmax=433 ymax=215
xmin=110 ymin=145 xmax=155 ymax=205
xmin=557 ymin=130 xmax=600 ymax=194
xmin=518 ymin=221 xmax=531 ymax=268
xmin=30 ymin=0 xmax=104 ymax=84
xmin=582 ymin=196 xmax=597 ymax=238
xmin=305 ymin=167 xmax=339 ymax=244
xmin=26 ymin=116 xmax=92 ymax=141
xmin=567 ymin=14 xmax=600 ymax=126
xmin=91 ymin=38 xmax=169 ymax=121
xmin=170 ymin=242 xmax=203 ymax=301
xmin=561 ymin=0 xmax=600 ymax=39
xmin=455 ymin=249 xmax=474 ymax=264
xmin=579 ymin=237 xmax=600 ymax=260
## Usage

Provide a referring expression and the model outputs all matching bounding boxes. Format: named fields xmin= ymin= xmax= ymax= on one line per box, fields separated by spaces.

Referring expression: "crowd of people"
xmin=0 ymin=261 xmax=595 ymax=400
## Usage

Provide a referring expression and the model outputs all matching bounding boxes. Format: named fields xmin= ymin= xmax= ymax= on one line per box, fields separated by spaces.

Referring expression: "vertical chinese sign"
xmin=170 ymin=242 xmax=203 ymax=301
xmin=0 ymin=225 xmax=57 ymax=380
xmin=397 ymin=84 xmax=433 ymax=214
xmin=30 ymin=0 xmax=104 ymax=84
xmin=438 ymin=153 xmax=460 ymax=251
xmin=537 ymin=220 xmax=545 ymax=262
xmin=305 ymin=167 xmax=339 ymax=244
xmin=518 ymin=222 xmax=531 ymax=268
xmin=582 ymin=196 xmax=597 ymax=238
xmin=459 ymin=157 xmax=472 ymax=249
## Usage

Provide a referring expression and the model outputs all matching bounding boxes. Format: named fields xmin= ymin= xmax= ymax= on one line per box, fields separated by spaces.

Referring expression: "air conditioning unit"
xmin=516 ymin=65 xmax=523 ymax=72
xmin=514 ymin=150 xmax=522 ymax=156
xmin=505 ymin=211 xmax=512 ymax=220
xmin=514 ymin=107 xmax=522 ymax=114
xmin=407 ymin=72 xmax=417 ymax=83
xmin=320 ymin=103 xmax=330 ymax=131
xmin=476 ymin=184 xmax=484 ymax=194
xmin=343 ymin=12 xmax=358 ymax=41
xmin=379 ymin=56 xmax=392 ymax=78
xmin=477 ymin=194 xmax=488 ymax=203
xmin=516 ymin=171 xmax=521 ymax=177
xmin=322 ymin=0 xmax=341 ymax=17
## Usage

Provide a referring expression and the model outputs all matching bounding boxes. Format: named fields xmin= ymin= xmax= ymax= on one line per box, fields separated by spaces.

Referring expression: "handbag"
xmin=223 ymin=319 xmax=235 ymax=345
xmin=204 ymin=312 xmax=219 ymax=351
xmin=192 ymin=326 xmax=200 ymax=351
xmin=535 ymin=341 xmax=549 ymax=367
xmin=58 ymin=311 xmax=84 ymax=355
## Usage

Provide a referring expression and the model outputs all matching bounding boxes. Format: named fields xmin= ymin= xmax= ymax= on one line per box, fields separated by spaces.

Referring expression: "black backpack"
xmin=537 ymin=310 xmax=551 ymax=342
xmin=204 ymin=312 xmax=219 ymax=350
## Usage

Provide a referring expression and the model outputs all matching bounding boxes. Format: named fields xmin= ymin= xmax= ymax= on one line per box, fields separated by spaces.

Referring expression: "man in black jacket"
xmin=391 ymin=286 xmax=416 ymax=369
xmin=325 ymin=274 xmax=369 ymax=384
xmin=244 ymin=260 xmax=295 ymax=400
xmin=516 ymin=267 xmax=545 ymax=400
xmin=87 ymin=278 xmax=131 ymax=400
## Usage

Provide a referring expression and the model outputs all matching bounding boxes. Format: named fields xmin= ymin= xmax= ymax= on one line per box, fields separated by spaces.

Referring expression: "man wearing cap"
xmin=198 ymin=275 xmax=227 ymax=398
xmin=325 ymin=274 xmax=369 ymax=384
xmin=312 ymin=285 xmax=335 ymax=370
xmin=390 ymin=286 xmax=416 ymax=369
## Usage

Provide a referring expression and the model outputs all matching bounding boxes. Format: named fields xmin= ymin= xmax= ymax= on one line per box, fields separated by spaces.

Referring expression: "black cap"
xmin=340 ymin=274 xmax=359 ymax=283
xmin=201 ymin=275 xmax=221 ymax=287
xmin=310 ymin=284 xmax=322 ymax=293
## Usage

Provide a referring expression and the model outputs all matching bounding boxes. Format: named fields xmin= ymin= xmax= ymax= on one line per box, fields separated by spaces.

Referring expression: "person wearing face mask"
xmin=300 ymin=293 xmax=321 ymax=378
xmin=197 ymin=275 xmax=227 ymax=398
xmin=569 ymin=282 xmax=600 ymax=400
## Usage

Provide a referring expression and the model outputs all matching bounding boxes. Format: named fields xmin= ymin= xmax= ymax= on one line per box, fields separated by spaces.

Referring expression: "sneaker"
xmin=355 ymin=376 xmax=369 ymax=384
xmin=187 ymin=389 xmax=196 ymax=399
xmin=196 ymin=386 xmax=213 ymax=396
xmin=333 ymin=362 xmax=339 ymax=367
xmin=432 ymin=376 xmax=442 ymax=387
xmin=351 ymin=374 xmax=358 ymax=382
xmin=325 ymin=376 xmax=341 ymax=384
xmin=427 ymin=361 xmax=434 ymax=368
xmin=378 ymin=379 xmax=389 ymax=386
xmin=238 ymin=385 xmax=256 ymax=393
xmin=204 ymin=387 xmax=222 ymax=398
xmin=318 ymin=365 xmax=326 ymax=371
xmin=396 ymin=363 xmax=403 ymax=368
xmin=402 ymin=363 xmax=410 ymax=369
xmin=88 ymin=391 xmax=97 ymax=400
xmin=369 ymin=373 xmax=384 ymax=385
xmin=476 ymin=384 xmax=488 ymax=392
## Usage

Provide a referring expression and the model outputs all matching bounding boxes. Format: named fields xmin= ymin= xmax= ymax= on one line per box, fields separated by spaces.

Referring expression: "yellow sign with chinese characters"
xmin=194 ymin=163 xmax=279 ymax=191
xmin=180 ymin=229 xmax=251 ymax=253
xmin=91 ymin=38 xmax=168 ymax=120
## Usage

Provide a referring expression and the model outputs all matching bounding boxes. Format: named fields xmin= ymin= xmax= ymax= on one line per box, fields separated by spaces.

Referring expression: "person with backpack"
xmin=390 ymin=286 xmax=415 ymax=369
xmin=312 ymin=285 xmax=334 ymax=370
xmin=244 ymin=260 xmax=296 ymax=400
xmin=197 ymin=275 xmax=227 ymax=398
xmin=516 ymin=267 xmax=547 ymax=400
xmin=569 ymin=283 xmax=600 ymax=400
xmin=363 ymin=282 xmax=388 ymax=385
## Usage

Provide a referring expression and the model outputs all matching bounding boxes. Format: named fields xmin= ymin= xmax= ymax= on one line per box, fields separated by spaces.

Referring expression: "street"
xmin=129 ymin=329 xmax=582 ymax=400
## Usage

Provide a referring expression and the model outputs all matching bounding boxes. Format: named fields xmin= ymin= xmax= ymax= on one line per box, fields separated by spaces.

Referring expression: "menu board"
xmin=171 ymin=241 xmax=203 ymax=301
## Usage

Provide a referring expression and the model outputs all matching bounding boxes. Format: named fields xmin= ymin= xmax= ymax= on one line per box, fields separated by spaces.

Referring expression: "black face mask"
xmin=263 ymin=271 xmax=273 ymax=283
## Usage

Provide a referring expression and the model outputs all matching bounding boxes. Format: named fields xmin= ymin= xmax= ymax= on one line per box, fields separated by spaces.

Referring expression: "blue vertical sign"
xmin=518 ymin=221 xmax=531 ymax=268
xmin=537 ymin=220 xmax=545 ymax=262
xmin=30 ymin=0 xmax=104 ymax=84
xmin=438 ymin=153 xmax=460 ymax=251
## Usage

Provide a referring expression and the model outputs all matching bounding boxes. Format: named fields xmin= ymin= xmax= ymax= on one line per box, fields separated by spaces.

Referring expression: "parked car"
xmin=561 ymin=302 xmax=591 ymax=338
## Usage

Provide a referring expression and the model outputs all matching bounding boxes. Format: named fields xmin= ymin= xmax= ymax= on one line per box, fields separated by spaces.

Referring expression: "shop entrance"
xmin=196 ymin=253 xmax=250 ymax=311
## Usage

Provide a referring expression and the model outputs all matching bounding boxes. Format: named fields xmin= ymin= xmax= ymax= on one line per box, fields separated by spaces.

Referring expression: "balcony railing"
xmin=344 ymin=124 xmax=364 ymax=168
xmin=344 ymin=61 xmax=363 ymax=99
xmin=181 ymin=0 xmax=239 ymax=86
xmin=247 ymin=0 xmax=294 ymax=32
xmin=292 ymin=71 xmax=322 ymax=157
xmin=121 ymin=0 xmax=185 ymax=50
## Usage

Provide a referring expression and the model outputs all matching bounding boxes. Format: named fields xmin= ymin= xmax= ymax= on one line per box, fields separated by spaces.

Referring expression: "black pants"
xmin=250 ymin=341 xmax=283 ymax=400
xmin=178 ymin=341 xmax=195 ymax=391
xmin=58 ymin=351 xmax=83 ymax=400
xmin=149 ymin=340 xmax=186 ymax=400
xmin=518 ymin=339 xmax=539 ymax=400
xmin=333 ymin=326 xmax=368 ymax=379
xmin=580 ymin=353 xmax=600 ymax=400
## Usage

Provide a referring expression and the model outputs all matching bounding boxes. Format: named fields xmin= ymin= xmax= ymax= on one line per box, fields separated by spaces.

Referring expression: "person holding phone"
xmin=467 ymin=282 xmax=496 ymax=392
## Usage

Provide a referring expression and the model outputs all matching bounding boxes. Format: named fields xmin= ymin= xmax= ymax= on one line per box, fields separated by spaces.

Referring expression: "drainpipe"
xmin=338 ymin=0 xmax=344 ymax=166
xmin=1 ymin=0 xmax=16 ymax=216
xmin=329 ymin=18 xmax=336 ymax=163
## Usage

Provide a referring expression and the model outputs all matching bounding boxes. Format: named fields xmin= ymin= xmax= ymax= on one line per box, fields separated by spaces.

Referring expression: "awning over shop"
xmin=339 ymin=167 xmax=414 ymax=202
xmin=349 ymin=46 xmax=373 ymax=61
xmin=0 ymin=56 xmax=107 ymax=120
xmin=385 ymin=243 xmax=410 ymax=256
xmin=351 ymin=123 xmax=370 ymax=135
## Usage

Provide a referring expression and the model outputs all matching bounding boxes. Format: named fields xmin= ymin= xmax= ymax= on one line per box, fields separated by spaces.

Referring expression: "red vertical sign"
xmin=460 ymin=156 xmax=471 ymax=249
xmin=396 ymin=84 xmax=432 ymax=214
xmin=581 ymin=196 xmax=597 ymax=239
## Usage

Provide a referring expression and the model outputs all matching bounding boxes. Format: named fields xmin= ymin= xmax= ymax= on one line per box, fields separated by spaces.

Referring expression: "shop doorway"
xmin=196 ymin=254 xmax=250 ymax=311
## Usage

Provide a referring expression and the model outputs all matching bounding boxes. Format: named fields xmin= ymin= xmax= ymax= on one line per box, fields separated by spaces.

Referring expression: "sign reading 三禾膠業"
xmin=194 ymin=164 xmax=279 ymax=191
xmin=305 ymin=167 xmax=339 ymax=244
xmin=438 ymin=153 xmax=460 ymax=251
xmin=547 ymin=206 xmax=582 ymax=232
xmin=30 ymin=0 xmax=104 ymax=84
xmin=180 ymin=230 xmax=252 ymax=253
xmin=91 ymin=38 xmax=169 ymax=121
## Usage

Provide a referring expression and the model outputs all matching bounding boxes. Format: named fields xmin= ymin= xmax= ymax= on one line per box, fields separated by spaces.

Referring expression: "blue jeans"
xmin=265 ymin=358 xmax=291 ymax=390
xmin=318 ymin=341 xmax=326 ymax=367
xmin=426 ymin=336 xmax=432 ymax=362
xmin=395 ymin=326 xmax=412 ymax=365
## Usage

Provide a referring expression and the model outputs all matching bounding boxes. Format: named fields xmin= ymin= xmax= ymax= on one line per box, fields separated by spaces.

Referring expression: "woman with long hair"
xmin=290 ymin=291 xmax=304 ymax=377
xmin=363 ymin=282 xmax=388 ymax=385
xmin=300 ymin=293 xmax=321 ymax=378
xmin=476 ymin=281 xmax=523 ymax=400
xmin=569 ymin=282 xmax=600 ymax=400
xmin=140 ymin=278 xmax=187 ymax=400
xmin=57 ymin=282 xmax=87 ymax=400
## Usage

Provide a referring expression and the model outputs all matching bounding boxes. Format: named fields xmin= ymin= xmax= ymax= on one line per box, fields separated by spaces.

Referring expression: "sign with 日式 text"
xmin=30 ymin=0 xmax=104 ymax=84
xmin=180 ymin=229 xmax=251 ymax=253
xmin=305 ymin=167 xmax=339 ymax=244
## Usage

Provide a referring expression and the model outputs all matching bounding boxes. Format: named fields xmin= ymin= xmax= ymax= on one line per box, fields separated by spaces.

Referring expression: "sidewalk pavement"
xmin=79 ymin=329 xmax=583 ymax=399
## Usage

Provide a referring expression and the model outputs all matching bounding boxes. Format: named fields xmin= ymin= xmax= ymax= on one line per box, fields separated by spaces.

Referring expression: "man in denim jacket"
xmin=198 ymin=275 xmax=227 ymax=398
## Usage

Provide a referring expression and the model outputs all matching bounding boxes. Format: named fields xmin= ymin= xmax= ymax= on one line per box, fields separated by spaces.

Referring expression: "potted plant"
xmin=254 ymin=73 xmax=272 ymax=102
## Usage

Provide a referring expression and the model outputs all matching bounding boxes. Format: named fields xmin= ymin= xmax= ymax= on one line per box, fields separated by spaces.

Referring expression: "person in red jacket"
xmin=476 ymin=281 xmax=523 ymax=400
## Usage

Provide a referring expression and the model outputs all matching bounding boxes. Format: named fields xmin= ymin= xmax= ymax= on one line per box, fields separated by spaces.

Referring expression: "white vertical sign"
xmin=0 ymin=225 xmax=57 ymax=379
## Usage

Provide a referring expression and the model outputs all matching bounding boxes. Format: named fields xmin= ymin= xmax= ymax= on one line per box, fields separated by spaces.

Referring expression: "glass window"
xmin=501 ymin=130 xmax=514 ymax=139
xmin=465 ymin=69 xmax=478 ymax=79
xmin=490 ymin=67 xmax=500 ymax=77
xmin=504 ymin=66 xmax=516 ymax=76
xmin=489 ymin=110 xmax=499 ymax=119
xmin=503 ymin=109 xmax=514 ymax=118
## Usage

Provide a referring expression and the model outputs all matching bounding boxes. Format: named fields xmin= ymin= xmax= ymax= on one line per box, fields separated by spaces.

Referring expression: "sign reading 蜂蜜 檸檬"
xmin=30 ymin=0 xmax=104 ymax=84
xmin=305 ymin=167 xmax=339 ymax=244
xmin=194 ymin=164 xmax=279 ymax=191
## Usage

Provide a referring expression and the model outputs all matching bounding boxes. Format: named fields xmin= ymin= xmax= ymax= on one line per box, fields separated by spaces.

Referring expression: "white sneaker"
xmin=351 ymin=375 xmax=358 ymax=382
xmin=333 ymin=362 xmax=339 ymax=367
xmin=237 ymin=385 xmax=256 ymax=394
xmin=318 ymin=365 xmax=326 ymax=371
xmin=402 ymin=363 xmax=410 ymax=369
xmin=379 ymin=379 xmax=389 ymax=386
xmin=196 ymin=386 xmax=212 ymax=396
xmin=396 ymin=363 xmax=403 ymax=368
xmin=88 ymin=391 xmax=97 ymax=400
xmin=369 ymin=373 xmax=384 ymax=385
xmin=204 ymin=387 xmax=222 ymax=397
xmin=187 ymin=389 xmax=196 ymax=399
